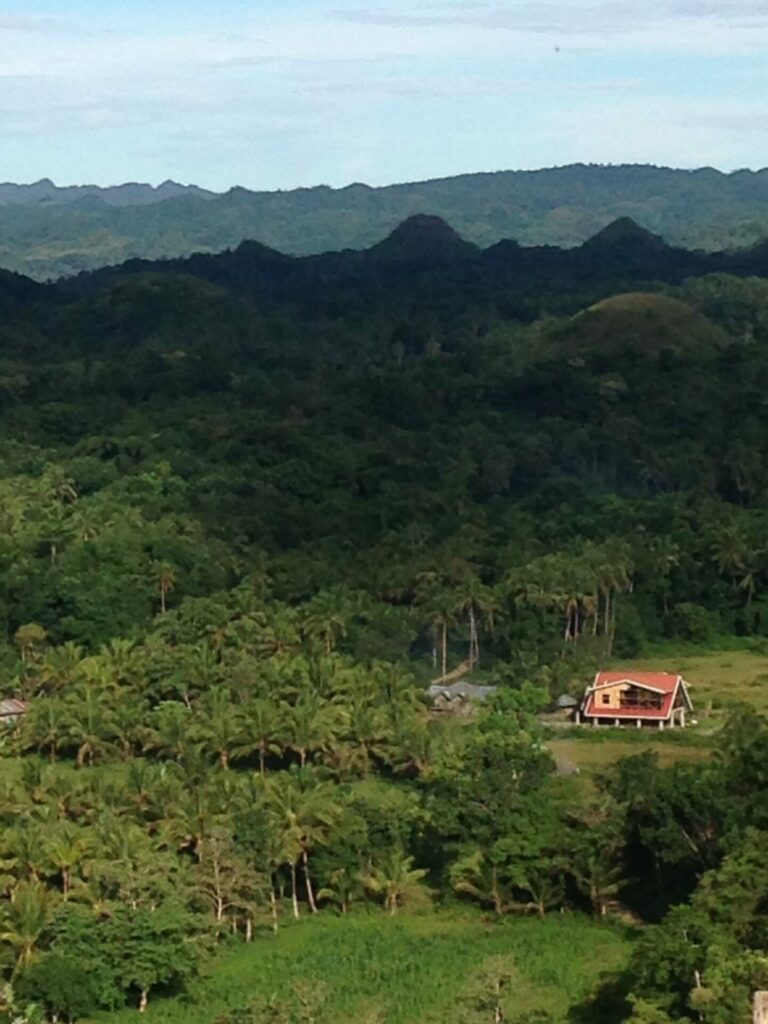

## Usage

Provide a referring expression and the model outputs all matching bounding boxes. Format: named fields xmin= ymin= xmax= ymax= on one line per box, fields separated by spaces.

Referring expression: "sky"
xmin=1 ymin=0 xmax=766 ymax=190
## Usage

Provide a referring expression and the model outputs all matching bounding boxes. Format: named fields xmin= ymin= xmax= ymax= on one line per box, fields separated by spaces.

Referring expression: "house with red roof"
xmin=578 ymin=671 xmax=693 ymax=729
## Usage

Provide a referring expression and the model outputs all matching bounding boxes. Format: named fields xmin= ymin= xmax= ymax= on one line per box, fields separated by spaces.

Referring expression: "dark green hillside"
xmin=6 ymin=163 xmax=768 ymax=280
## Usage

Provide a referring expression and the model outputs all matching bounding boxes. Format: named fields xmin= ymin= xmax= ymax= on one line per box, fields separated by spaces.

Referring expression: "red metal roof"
xmin=583 ymin=672 xmax=683 ymax=720
xmin=593 ymin=671 xmax=680 ymax=693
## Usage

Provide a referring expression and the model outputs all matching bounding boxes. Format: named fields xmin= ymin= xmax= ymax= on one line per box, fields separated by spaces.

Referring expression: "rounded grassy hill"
xmin=548 ymin=291 xmax=733 ymax=356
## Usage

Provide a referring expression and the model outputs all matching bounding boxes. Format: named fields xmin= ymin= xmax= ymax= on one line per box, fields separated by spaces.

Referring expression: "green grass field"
xmin=626 ymin=647 xmax=768 ymax=716
xmin=91 ymin=911 xmax=631 ymax=1024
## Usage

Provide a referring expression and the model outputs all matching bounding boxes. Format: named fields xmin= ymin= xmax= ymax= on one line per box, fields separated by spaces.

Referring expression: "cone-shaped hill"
xmin=368 ymin=214 xmax=479 ymax=264
xmin=548 ymin=292 xmax=733 ymax=357
xmin=580 ymin=217 xmax=669 ymax=254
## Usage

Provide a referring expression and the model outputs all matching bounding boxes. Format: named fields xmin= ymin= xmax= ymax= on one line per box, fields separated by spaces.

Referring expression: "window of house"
xmin=620 ymin=688 xmax=662 ymax=710
xmin=601 ymin=693 xmax=611 ymax=705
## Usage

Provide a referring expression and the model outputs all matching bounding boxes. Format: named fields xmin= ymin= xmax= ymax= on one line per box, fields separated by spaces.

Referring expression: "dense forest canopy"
xmin=5 ymin=163 xmax=768 ymax=280
xmin=4 ymin=215 xmax=768 ymax=1021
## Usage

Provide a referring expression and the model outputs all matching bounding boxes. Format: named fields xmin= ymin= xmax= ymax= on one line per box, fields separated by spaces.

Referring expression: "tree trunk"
xmin=139 ymin=989 xmax=148 ymax=1013
xmin=491 ymin=867 xmax=503 ymax=916
xmin=219 ymin=749 xmax=229 ymax=770
xmin=245 ymin=916 xmax=253 ymax=942
xmin=303 ymin=849 xmax=318 ymax=913
xmin=259 ymin=746 xmax=266 ymax=775
xmin=441 ymin=621 xmax=447 ymax=680
xmin=269 ymin=885 xmax=279 ymax=933
xmin=290 ymin=862 xmax=300 ymax=919
xmin=468 ymin=605 xmax=479 ymax=667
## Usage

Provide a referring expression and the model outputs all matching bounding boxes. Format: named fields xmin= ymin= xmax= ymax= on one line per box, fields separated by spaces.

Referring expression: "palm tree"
xmin=361 ymin=850 xmax=429 ymax=915
xmin=160 ymin=778 xmax=231 ymax=866
xmin=0 ymin=823 xmax=49 ymax=884
xmin=301 ymin=590 xmax=349 ymax=656
xmin=100 ymin=637 xmax=141 ymax=687
xmin=648 ymin=535 xmax=680 ymax=616
xmin=111 ymin=691 xmax=147 ymax=761
xmin=0 ymin=880 xmax=58 ymax=970
xmin=43 ymin=822 xmax=93 ymax=899
xmin=172 ymin=641 xmax=225 ymax=703
xmin=153 ymin=561 xmax=177 ymax=615
xmin=16 ymin=695 xmax=68 ymax=762
xmin=570 ymin=811 xmax=625 ymax=918
xmin=450 ymin=849 xmax=511 ymax=916
xmin=331 ymin=691 xmax=387 ymax=776
xmin=144 ymin=700 xmax=194 ymax=763
xmin=193 ymin=686 xmax=245 ymax=770
xmin=452 ymin=573 xmax=501 ymax=668
xmin=262 ymin=773 xmax=341 ymax=917
xmin=32 ymin=641 xmax=84 ymax=694
xmin=253 ymin=608 xmax=301 ymax=659
xmin=233 ymin=698 xmax=282 ymax=774
xmin=421 ymin=589 xmax=457 ymax=680
xmin=280 ymin=690 xmax=344 ymax=769
xmin=64 ymin=684 xmax=116 ymax=766
xmin=594 ymin=541 xmax=634 ymax=653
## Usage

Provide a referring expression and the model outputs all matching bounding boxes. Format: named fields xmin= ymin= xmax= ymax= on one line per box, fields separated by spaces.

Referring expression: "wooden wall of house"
xmin=594 ymin=683 xmax=630 ymax=710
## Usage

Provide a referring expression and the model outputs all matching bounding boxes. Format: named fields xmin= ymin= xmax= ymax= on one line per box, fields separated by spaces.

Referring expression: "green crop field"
xmin=91 ymin=911 xmax=631 ymax=1024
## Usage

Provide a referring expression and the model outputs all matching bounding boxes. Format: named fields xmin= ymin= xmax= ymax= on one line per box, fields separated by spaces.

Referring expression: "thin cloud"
xmin=0 ymin=14 xmax=83 ymax=34
xmin=332 ymin=0 xmax=768 ymax=35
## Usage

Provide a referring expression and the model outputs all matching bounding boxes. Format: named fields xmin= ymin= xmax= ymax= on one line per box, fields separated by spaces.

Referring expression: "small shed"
xmin=427 ymin=681 xmax=498 ymax=715
xmin=0 ymin=698 xmax=27 ymax=725
xmin=554 ymin=694 xmax=580 ymax=716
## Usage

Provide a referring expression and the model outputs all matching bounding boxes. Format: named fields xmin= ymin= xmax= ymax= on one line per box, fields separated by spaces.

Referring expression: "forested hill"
xmin=54 ymin=214 xmax=768 ymax=325
xmin=6 ymin=211 xmax=768 ymax=1020
xmin=5 ymin=162 xmax=768 ymax=280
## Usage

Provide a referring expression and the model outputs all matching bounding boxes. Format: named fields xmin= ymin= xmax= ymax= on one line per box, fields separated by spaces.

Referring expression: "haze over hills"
xmin=5 ymin=163 xmax=768 ymax=281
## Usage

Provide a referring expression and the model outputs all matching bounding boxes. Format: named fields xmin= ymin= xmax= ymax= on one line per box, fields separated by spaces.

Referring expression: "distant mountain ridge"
xmin=0 ymin=178 xmax=214 ymax=207
xmin=4 ymin=163 xmax=768 ymax=280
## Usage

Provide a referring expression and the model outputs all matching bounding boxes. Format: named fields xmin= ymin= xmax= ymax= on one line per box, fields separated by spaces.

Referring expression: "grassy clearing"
xmin=621 ymin=647 xmax=768 ymax=717
xmin=93 ymin=911 xmax=632 ymax=1024
xmin=545 ymin=646 xmax=768 ymax=774
xmin=549 ymin=737 xmax=707 ymax=771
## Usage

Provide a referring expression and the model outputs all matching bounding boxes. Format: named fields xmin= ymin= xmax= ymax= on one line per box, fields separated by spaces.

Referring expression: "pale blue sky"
xmin=1 ymin=0 xmax=766 ymax=190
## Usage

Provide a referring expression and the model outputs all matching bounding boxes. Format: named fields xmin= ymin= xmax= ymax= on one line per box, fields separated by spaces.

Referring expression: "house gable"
xmin=581 ymin=671 xmax=689 ymax=722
